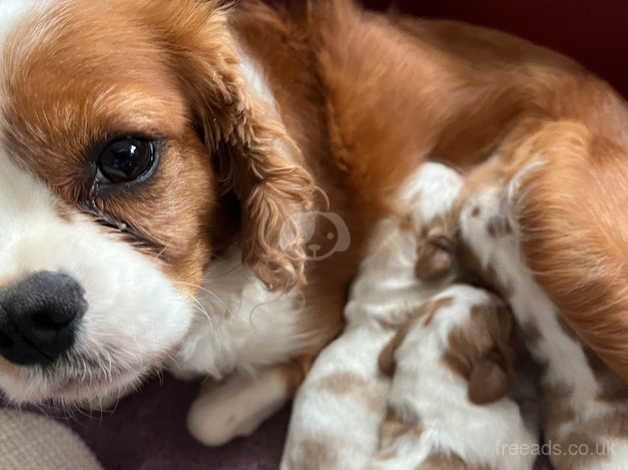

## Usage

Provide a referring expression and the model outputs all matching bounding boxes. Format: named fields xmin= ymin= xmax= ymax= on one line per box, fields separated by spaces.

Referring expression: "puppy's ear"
xmin=415 ymin=229 xmax=455 ymax=282
xmin=218 ymin=110 xmax=315 ymax=292
xmin=163 ymin=2 xmax=315 ymax=291
xmin=378 ymin=336 xmax=398 ymax=377
xmin=378 ymin=323 xmax=412 ymax=377
xmin=468 ymin=349 xmax=512 ymax=404
xmin=415 ymin=242 xmax=453 ymax=282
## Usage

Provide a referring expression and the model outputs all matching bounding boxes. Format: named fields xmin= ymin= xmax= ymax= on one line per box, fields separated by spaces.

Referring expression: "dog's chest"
xmin=168 ymin=248 xmax=306 ymax=379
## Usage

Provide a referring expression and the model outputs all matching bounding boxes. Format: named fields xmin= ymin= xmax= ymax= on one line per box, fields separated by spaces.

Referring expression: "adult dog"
xmin=0 ymin=0 xmax=625 ymax=445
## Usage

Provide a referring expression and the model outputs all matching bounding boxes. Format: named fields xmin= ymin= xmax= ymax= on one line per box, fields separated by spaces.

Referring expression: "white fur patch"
xmin=377 ymin=285 xmax=536 ymax=470
xmin=0 ymin=142 xmax=192 ymax=404
xmin=458 ymin=170 xmax=628 ymax=467
xmin=459 ymin=184 xmax=604 ymax=416
xmin=282 ymin=321 xmax=392 ymax=469
xmin=282 ymin=163 xmax=465 ymax=468
xmin=399 ymin=162 xmax=463 ymax=225
xmin=346 ymin=163 xmax=463 ymax=325
xmin=187 ymin=367 xmax=290 ymax=446
xmin=0 ymin=1 xmax=46 ymax=45
xmin=168 ymin=248 xmax=307 ymax=380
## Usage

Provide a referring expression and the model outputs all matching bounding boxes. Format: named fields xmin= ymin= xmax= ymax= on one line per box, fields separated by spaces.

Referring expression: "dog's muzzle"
xmin=0 ymin=271 xmax=87 ymax=367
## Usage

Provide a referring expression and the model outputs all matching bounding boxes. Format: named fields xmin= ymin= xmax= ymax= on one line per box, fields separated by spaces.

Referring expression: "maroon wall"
xmin=362 ymin=0 xmax=628 ymax=97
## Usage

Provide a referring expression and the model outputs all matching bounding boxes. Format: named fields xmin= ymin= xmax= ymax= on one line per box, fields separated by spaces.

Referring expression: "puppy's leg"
xmin=281 ymin=322 xmax=393 ymax=470
xmin=187 ymin=360 xmax=306 ymax=446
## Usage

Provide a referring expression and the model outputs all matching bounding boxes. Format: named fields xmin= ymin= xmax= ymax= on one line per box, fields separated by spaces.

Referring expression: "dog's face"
xmin=0 ymin=0 xmax=313 ymax=404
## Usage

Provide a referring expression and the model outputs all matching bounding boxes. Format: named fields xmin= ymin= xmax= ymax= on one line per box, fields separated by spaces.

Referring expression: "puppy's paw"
xmin=187 ymin=367 xmax=291 ymax=446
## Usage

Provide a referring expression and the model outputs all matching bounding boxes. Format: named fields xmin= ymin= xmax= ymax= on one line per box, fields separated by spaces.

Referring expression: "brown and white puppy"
xmin=0 ymin=0 xmax=627 ymax=449
xmin=314 ymin=1 xmax=628 ymax=385
xmin=281 ymin=162 xmax=464 ymax=470
xmin=459 ymin=165 xmax=628 ymax=469
xmin=372 ymin=285 xmax=535 ymax=470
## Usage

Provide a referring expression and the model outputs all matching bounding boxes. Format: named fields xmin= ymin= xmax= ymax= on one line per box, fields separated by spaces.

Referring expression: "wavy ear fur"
xmin=157 ymin=1 xmax=315 ymax=291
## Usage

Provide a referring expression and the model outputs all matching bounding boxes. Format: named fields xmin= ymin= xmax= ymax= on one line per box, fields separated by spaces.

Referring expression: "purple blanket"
xmin=1 ymin=373 xmax=555 ymax=469
xmin=52 ymin=375 xmax=289 ymax=470
xmin=63 ymin=376 xmax=552 ymax=470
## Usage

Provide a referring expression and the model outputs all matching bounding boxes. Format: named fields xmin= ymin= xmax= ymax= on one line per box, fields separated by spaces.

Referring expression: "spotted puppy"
xmin=459 ymin=167 xmax=628 ymax=469
xmin=281 ymin=162 xmax=464 ymax=470
xmin=371 ymin=284 xmax=536 ymax=470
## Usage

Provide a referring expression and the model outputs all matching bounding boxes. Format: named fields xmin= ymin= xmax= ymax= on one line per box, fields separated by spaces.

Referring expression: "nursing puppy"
xmin=372 ymin=285 xmax=536 ymax=470
xmin=459 ymin=165 xmax=628 ymax=469
xmin=0 ymin=0 xmax=627 ymax=448
xmin=281 ymin=163 xmax=464 ymax=470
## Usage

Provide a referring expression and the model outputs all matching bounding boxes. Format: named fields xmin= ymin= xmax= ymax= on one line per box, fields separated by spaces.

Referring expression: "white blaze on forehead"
xmin=0 ymin=1 xmax=50 ymax=50
xmin=0 ymin=150 xmax=62 ymax=256
xmin=0 ymin=1 xmax=194 ymax=405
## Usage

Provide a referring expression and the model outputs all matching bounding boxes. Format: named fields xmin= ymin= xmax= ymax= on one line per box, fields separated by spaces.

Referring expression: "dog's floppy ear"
xmin=161 ymin=1 xmax=315 ymax=291
xmin=468 ymin=348 xmax=512 ymax=404
xmin=378 ymin=322 xmax=413 ymax=377
xmin=468 ymin=303 xmax=515 ymax=404
xmin=415 ymin=229 xmax=455 ymax=282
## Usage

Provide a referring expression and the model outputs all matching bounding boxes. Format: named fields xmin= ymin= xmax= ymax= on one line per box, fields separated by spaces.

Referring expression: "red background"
xmin=362 ymin=0 xmax=628 ymax=97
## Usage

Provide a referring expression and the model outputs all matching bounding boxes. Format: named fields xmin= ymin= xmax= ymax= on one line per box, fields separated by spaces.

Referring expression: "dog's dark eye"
xmin=97 ymin=137 xmax=156 ymax=184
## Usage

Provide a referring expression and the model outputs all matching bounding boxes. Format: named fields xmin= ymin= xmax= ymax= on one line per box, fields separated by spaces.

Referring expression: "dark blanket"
xmin=57 ymin=375 xmax=290 ymax=470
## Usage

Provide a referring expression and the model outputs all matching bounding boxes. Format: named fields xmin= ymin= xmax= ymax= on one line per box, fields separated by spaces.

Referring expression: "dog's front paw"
xmin=187 ymin=367 xmax=291 ymax=446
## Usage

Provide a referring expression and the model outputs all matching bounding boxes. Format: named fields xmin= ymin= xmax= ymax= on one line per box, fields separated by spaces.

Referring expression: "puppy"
xmin=459 ymin=169 xmax=628 ymax=469
xmin=281 ymin=162 xmax=464 ymax=469
xmin=371 ymin=289 xmax=535 ymax=470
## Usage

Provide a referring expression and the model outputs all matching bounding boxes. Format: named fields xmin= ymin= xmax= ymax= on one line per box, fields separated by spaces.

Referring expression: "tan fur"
xmin=378 ymin=297 xmax=454 ymax=377
xmin=515 ymin=123 xmax=628 ymax=380
xmin=292 ymin=438 xmax=338 ymax=470
xmin=316 ymin=371 xmax=382 ymax=412
xmin=441 ymin=302 xmax=515 ymax=404
xmin=415 ymin=226 xmax=457 ymax=282
xmin=417 ymin=453 xmax=490 ymax=470
xmin=310 ymin=1 xmax=628 ymax=380
xmin=379 ymin=407 xmax=423 ymax=449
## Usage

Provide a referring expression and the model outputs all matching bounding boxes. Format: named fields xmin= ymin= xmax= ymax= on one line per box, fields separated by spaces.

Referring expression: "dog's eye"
xmin=97 ymin=137 xmax=156 ymax=184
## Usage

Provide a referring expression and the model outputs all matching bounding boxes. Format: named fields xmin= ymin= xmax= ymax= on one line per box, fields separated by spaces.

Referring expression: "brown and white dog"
xmin=372 ymin=284 xmax=535 ymax=470
xmin=0 ymin=0 xmax=626 ymax=448
xmin=0 ymin=1 xmax=368 ymax=446
xmin=284 ymin=163 xmax=536 ymax=470
xmin=459 ymin=162 xmax=628 ymax=469
xmin=282 ymin=162 xmax=464 ymax=469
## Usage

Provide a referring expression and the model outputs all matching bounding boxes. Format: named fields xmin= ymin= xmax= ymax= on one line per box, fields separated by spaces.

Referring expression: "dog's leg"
xmin=187 ymin=360 xmax=307 ymax=446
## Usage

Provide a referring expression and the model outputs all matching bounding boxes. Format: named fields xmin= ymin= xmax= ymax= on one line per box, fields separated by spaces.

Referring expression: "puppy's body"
xmin=371 ymin=285 xmax=535 ymax=470
xmin=282 ymin=163 xmax=464 ymax=469
xmin=459 ymin=172 xmax=628 ymax=469
xmin=0 ymin=0 xmax=627 ymax=448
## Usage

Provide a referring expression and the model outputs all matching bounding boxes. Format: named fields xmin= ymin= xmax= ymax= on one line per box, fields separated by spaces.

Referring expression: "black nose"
xmin=0 ymin=271 xmax=87 ymax=366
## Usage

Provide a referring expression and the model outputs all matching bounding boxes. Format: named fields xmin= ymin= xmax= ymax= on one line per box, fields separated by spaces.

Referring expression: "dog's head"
xmin=378 ymin=285 xmax=515 ymax=404
xmin=0 ymin=0 xmax=314 ymax=404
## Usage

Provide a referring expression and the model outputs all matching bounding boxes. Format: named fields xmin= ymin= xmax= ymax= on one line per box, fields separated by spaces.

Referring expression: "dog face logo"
xmin=282 ymin=211 xmax=351 ymax=261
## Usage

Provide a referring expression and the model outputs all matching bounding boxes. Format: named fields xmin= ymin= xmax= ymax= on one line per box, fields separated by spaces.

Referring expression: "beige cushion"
xmin=0 ymin=409 xmax=102 ymax=470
